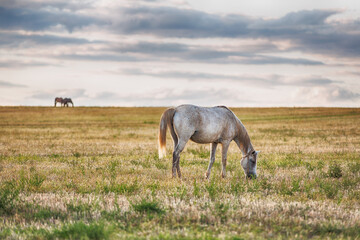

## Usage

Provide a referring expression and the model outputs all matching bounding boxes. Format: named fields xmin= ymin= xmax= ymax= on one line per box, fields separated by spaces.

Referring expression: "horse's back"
xmin=173 ymin=105 xmax=238 ymax=143
xmin=174 ymin=105 xmax=234 ymax=121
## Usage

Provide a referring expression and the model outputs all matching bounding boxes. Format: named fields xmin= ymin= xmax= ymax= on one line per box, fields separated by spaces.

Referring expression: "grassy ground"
xmin=0 ymin=106 xmax=359 ymax=239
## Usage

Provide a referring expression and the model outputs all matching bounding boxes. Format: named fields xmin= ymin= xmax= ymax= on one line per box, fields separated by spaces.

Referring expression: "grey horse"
xmin=158 ymin=104 xmax=259 ymax=179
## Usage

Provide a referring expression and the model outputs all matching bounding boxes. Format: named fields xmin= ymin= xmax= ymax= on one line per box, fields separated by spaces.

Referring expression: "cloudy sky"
xmin=1 ymin=0 xmax=359 ymax=107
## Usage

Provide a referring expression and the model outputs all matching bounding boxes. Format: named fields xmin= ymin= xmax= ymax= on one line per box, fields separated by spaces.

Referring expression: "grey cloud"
xmin=0 ymin=6 xmax=100 ymax=32
xmin=106 ymin=41 xmax=323 ymax=65
xmin=90 ymin=87 xmax=250 ymax=106
xmin=292 ymin=33 xmax=360 ymax=58
xmin=0 ymin=80 xmax=27 ymax=88
xmin=122 ymin=68 xmax=241 ymax=79
xmin=121 ymin=68 xmax=283 ymax=86
xmin=112 ymin=41 xmax=242 ymax=61
xmin=146 ymin=88 xmax=240 ymax=102
xmin=0 ymin=60 xmax=52 ymax=68
xmin=58 ymin=54 xmax=139 ymax=62
xmin=113 ymin=41 xmax=188 ymax=54
xmin=295 ymin=78 xmax=340 ymax=86
xmin=2 ymin=4 xmax=340 ymax=40
xmin=0 ymin=32 xmax=99 ymax=48
xmin=0 ymin=0 xmax=95 ymax=11
xmin=236 ymin=55 xmax=323 ymax=65
xmin=115 ymin=7 xmax=338 ymax=38
xmin=30 ymin=89 xmax=87 ymax=100
xmin=277 ymin=10 xmax=337 ymax=26
xmin=122 ymin=68 xmax=344 ymax=89
xmin=30 ymin=92 xmax=57 ymax=100
xmin=177 ymin=47 xmax=323 ymax=66
xmin=113 ymin=7 xmax=359 ymax=58
xmin=330 ymin=88 xmax=360 ymax=101
xmin=117 ymin=6 xmax=250 ymax=38
xmin=245 ymin=10 xmax=360 ymax=58
xmin=347 ymin=71 xmax=360 ymax=76
xmin=48 ymin=40 xmax=322 ymax=65
xmin=111 ymin=41 xmax=279 ymax=56
xmin=251 ymin=10 xmax=338 ymax=31
xmin=94 ymin=91 xmax=119 ymax=100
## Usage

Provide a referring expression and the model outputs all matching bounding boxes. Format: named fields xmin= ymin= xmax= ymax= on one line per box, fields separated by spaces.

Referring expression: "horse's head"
xmin=241 ymin=150 xmax=260 ymax=179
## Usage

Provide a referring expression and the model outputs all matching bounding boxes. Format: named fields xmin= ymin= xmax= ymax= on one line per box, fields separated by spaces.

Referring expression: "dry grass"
xmin=0 ymin=106 xmax=359 ymax=239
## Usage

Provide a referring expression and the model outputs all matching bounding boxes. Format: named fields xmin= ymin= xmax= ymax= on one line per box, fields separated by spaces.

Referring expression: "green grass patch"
xmin=132 ymin=199 xmax=165 ymax=215
xmin=49 ymin=221 xmax=115 ymax=240
xmin=32 ymin=206 xmax=67 ymax=221
xmin=187 ymin=147 xmax=210 ymax=159
xmin=0 ymin=180 xmax=20 ymax=215
xmin=102 ymin=181 xmax=139 ymax=194
xmin=327 ymin=162 xmax=343 ymax=178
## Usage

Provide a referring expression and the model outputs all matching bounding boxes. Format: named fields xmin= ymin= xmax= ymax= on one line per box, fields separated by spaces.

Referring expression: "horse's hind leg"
xmin=169 ymin=123 xmax=178 ymax=149
xmin=172 ymin=140 xmax=187 ymax=178
xmin=205 ymin=143 xmax=218 ymax=179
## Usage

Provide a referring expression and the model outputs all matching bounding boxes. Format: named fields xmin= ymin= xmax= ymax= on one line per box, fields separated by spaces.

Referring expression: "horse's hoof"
xmin=205 ymin=172 xmax=210 ymax=179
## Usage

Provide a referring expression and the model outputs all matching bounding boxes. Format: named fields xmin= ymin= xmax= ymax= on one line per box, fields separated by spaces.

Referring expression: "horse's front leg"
xmin=221 ymin=141 xmax=230 ymax=178
xmin=205 ymin=143 xmax=218 ymax=179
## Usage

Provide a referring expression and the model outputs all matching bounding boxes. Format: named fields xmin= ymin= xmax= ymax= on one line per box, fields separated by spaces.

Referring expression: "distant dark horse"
xmin=54 ymin=97 xmax=74 ymax=107
xmin=62 ymin=98 xmax=74 ymax=107
xmin=54 ymin=97 xmax=63 ymax=107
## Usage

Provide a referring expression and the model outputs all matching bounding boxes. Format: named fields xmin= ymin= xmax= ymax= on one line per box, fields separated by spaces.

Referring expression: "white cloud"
xmin=294 ymin=85 xmax=360 ymax=106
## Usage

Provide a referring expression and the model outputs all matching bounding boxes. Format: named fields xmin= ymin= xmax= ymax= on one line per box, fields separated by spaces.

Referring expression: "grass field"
xmin=0 ymin=106 xmax=359 ymax=239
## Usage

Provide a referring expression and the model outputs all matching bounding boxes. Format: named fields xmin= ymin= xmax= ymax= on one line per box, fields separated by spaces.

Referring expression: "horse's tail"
xmin=158 ymin=108 xmax=176 ymax=159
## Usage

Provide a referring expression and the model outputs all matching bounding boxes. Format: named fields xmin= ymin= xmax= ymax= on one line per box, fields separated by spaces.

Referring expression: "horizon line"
xmin=0 ymin=105 xmax=358 ymax=109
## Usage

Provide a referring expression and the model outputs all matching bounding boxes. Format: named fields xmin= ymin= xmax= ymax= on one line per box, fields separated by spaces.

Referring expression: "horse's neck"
xmin=236 ymin=121 xmax=253 ymax=155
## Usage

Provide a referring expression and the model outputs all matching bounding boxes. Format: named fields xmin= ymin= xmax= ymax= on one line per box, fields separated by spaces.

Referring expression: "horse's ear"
xmin=251 ymin=150 xmax=260 ymax=156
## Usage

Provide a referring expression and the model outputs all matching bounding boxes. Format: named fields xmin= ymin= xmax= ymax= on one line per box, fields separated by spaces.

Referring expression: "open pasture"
xmin=0 ymin=106 xmax=359 ymax=239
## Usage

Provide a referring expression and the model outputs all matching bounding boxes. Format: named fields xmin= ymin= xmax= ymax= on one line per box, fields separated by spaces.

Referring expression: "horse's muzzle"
xmin=247 ymin=174 xmax=257 ymax=179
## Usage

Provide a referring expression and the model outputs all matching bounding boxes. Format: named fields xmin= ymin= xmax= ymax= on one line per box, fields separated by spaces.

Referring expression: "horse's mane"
xmin=238 ymin=124 xmax=253 ymax=153
xmin=215 ymin=105 xmax=230 ymax=111
xmin=215 ymin=105 xmax=252 ymax=151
